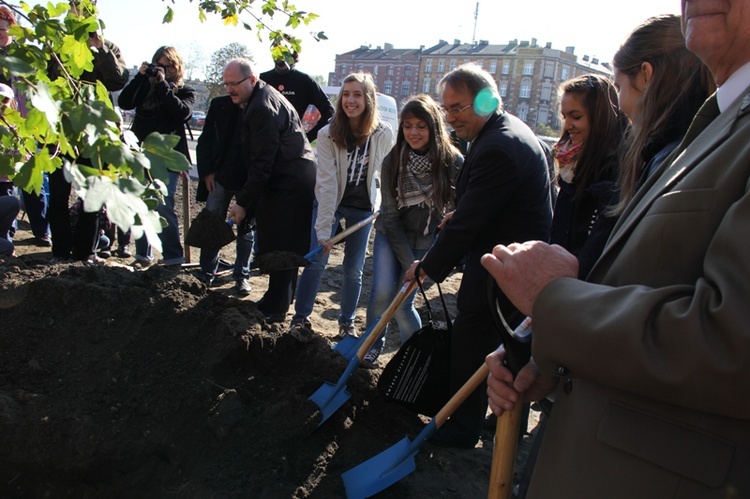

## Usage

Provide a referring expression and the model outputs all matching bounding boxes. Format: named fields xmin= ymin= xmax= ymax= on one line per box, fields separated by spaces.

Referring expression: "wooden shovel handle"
xmin=433 ymin=363 xmax=490 ymax=429
xmin=488 ymin=403 xmax=523 ymax=499
xmin=327 ymin=211 xmax=379 ymax=246
xmin=356 ymin=279 xmax=418 ymax=360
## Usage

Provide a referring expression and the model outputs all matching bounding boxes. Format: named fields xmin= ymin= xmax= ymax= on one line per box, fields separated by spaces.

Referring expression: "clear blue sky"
xmin=94 ymin=0 xmax=682 ymax=80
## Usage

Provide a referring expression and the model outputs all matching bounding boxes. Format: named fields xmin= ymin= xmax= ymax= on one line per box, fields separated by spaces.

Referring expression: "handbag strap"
xmin=417 ymin=276 xmax=453 ymax=333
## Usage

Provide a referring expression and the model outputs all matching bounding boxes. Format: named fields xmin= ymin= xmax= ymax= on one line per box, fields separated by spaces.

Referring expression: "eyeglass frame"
xmin=223 ymin=76 xmax=251 ymax=89
xmin=441 ymin=102 xmax=473 ymax=118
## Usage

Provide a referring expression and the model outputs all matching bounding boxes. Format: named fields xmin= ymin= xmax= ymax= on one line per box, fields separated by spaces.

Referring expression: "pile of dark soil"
xmin=0 ymin=257 xmax=501 ymax=498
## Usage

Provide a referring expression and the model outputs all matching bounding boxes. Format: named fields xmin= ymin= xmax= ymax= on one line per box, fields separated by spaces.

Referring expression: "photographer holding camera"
xmin=118 ymin=46 xmax=195 ymax=269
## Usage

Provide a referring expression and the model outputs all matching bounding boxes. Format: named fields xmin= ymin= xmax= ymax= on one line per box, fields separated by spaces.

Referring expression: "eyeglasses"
xmin=223 ymin=76 xmax=251 ymax=89
xmin=440 ymin=103 xmax=472 ymax=118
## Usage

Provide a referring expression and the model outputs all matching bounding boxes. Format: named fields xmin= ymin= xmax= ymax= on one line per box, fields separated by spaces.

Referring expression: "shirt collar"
xmin=717 ymin=60 xmax=750 ymax=113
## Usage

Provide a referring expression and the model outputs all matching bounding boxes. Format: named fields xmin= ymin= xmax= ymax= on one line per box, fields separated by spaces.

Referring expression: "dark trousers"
xmin=48 ymin=168 xmax=98 ymax=260
xmin=448 ymin=308 xmax=502 ymax=438
xmin=259 ymin=269 xmax=298 ymax=321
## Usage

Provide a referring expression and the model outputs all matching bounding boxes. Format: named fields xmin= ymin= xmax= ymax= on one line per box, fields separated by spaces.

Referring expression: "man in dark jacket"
xmin=195 ymin=94 xmax=253 ymax=294
xmin=226 ymin=58 xmax=316 ymax=322
xmin=407 ymin=63 xmax=553 ymax=448
xmin=259 ymin=52 xmax=333 ymax=143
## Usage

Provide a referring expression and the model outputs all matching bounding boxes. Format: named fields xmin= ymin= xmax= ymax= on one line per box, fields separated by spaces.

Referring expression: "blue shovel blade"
xmin=342 ymin=420 xmax=438 ymax=498
xmin=333 ymin=334 xmax=364 ymax=360
xmin=309 ymin=380 xmax=352 ymax=425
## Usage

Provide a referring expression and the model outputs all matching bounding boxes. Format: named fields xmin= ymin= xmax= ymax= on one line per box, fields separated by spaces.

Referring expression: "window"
xmin=523 ymin=62 xmax=534 ymax=75
xmin=499 ymin=82 xmax=508 ymax=97
xmin=387 ymin=65 xmax=394 ymax=76
xmin=449 ymin=59 xmax=457 ymax=71
xmin=541 ymin=82 xmax=552 ymax=101
xmin=502 ymin=61 xmax=510 ymax=75
xmin=423 ymin=79 xmax=431 ymax=93
xmin=384 ymin=81 xmax=393 ymax=94
xmin=373 ymin=65 xmax=378 ymax=75
xmin=561 ymin=66 xmax=569 ymax=80
xmin=489 ymin=60 xmax=497 ymax=73
xmin=475 ymin=59 xmax=482 ymax=68
xmin=425 ymin=60 xmax=433 ymax=73
xmin=340 ymin=64 xmax=347 ymax=75
xmin=544 ymin=62 xmax=554 ymax=78
xmin=401 ymin=82 xmax=410 ymax=96
xmin=537 ymin=108 xmax=549 ymax=125
xmin=520 ymin=84 xmax=531 ymax=98
xmin=358 ymin=64 xmax=364 ymax=72
xmin=438 ymin=60 xmax=445 ymax=72
xmin=518 ymin=106 xmax=528 ymax=121
xmin=405 ymin=65 xmax=412 ymax=77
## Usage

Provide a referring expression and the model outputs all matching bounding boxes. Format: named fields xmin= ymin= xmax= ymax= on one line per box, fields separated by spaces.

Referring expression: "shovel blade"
xmin=309 ymin=381 xmax=351 ymax=425
xmin=342 ymin=436 xmax=418 ymax=499
xmin=333 ymin=334 xmax=363 ymax=359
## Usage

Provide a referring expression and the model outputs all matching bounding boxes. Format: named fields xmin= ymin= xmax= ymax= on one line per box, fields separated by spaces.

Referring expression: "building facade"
xmin=330 ymin=38 xmax=612 ymax=134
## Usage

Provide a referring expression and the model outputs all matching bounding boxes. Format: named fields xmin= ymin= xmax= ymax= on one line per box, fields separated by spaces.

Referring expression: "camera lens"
xmin=145 ymin=64 xmax=159 ymax=77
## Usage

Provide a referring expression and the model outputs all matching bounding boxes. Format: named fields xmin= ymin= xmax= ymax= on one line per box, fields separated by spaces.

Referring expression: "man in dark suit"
xmin=406 ymin=63 xmax=553 ymax=448
xmin=485 ymin=1 xmax=750 ymax=496
xmin=196 ymin=94 xmax=254 ymax=294
xmin=226 ymin=58 xmax=316 ymax=322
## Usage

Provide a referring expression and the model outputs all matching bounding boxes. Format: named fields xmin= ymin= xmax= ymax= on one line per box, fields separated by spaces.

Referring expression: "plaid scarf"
xmin=554 ymin=138 xmax=583 ymax=183
xmin=397 ymin=145 xmax=433 ymax=209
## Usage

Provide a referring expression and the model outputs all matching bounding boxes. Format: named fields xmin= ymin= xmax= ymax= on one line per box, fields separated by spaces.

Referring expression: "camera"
xmin=145 ymin=64 xmax=161 ymax=78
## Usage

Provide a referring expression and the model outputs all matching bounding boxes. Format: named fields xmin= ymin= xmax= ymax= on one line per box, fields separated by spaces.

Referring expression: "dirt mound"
xmin=0 ymin=256 xmax=499 ymax=498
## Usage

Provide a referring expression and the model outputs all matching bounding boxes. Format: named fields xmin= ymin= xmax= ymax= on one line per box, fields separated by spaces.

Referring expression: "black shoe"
xmin=98 ymin=250 xmax=112 ymax=259
xmin=34 ymin=235 xmax=52 ymax=247
xmin=115 ymin=247 xmax=132 ymax=258
xmin=196 ymin=272 xmax=215 ymax=287
xmin=235 ymin=278 xmax=252 ymax=296
xmin=428 ymin=422 xmax=479 ymax=449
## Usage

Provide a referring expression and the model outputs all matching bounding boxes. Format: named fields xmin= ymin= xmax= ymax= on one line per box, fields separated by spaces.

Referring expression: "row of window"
xmin=341 ymin=59 xmax=572 ymax=82
xmin=339 ymin=64 xmax=412 ymax=77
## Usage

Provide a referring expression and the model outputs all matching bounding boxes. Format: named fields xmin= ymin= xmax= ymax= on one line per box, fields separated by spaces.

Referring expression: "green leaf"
xmin=31 ymin=85 xmax=62 ymax=132
xmin=141 ymin=133 xmax=191 ymax=181
xmin=0 ymin=55 xmax=36 ymax=76
xmin=59 ymin=35 xmax=94 ymax=76
xmin=23 ymin=108 xmax=53 ymax=139
xmin=163 ymin=6 xmax=175 ymax=23
xmin=14 ymin=148 xmax=60 ymax=194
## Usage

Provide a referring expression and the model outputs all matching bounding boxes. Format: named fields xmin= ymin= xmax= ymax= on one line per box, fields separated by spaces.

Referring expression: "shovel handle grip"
xmin=356 ymin=279 xmax=418 ymax=360
xmin=433 ymin=362 xmax=490 ymax=429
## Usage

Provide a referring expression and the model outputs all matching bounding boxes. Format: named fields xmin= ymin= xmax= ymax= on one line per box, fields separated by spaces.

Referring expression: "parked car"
xmin=189 ymin=111 xmax=206 ymax=128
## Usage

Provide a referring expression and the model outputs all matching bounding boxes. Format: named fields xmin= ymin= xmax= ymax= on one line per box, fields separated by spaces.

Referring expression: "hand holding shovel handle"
xmin=305 ymin=211 xmax=380 ymax=261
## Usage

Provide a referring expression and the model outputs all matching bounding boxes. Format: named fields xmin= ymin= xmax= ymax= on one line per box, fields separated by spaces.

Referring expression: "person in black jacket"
xmin=259 ymin=52 xmax=334 ymax=143
xmin=225 ymin=58 xmax=316 ymax=322
xmin=405 ymin=63 xmax=553 ymax=448
xmin=118 ymin=46 xmax=194 ymax=269
xmin=195 ymin=94 xmax=254 ymax=294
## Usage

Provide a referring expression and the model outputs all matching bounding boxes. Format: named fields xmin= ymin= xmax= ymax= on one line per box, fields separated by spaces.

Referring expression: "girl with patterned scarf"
xmin=362 ymin=94 xmax=463 ymax=367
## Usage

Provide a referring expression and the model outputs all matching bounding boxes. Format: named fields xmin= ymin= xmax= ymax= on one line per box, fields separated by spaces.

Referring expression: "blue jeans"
xmin=135 ymin=171 xmax=184 ymax=266
xmin=366 ymin=231 xmax=426 ymax=353
xmin=199 ymin=181 xmax=254 ymax=279
xmin=293 ymin=204 xmax=373 ymax=325
xmin=20 ymin=174 xmax=50 ymax=239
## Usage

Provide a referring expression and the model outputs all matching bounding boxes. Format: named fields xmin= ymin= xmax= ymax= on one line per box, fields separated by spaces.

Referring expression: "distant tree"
xmin=536 ymin=123 xmax=558 ymax=138
xmin=312 ymin=74 xmax=326 ymax=86
xmin=204 ymin=43 xmax=252 ymax=100
xmin=181 ymin=42 xmax=206 ymax=82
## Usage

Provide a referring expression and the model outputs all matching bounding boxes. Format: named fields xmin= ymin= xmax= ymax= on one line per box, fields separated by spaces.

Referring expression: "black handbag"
xmin=378 ymin=280 xmax=452 ymax=417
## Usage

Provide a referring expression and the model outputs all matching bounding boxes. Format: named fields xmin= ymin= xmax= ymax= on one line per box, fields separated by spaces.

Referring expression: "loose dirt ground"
xmin=0 ymin=181 xmax=539 ymax=498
